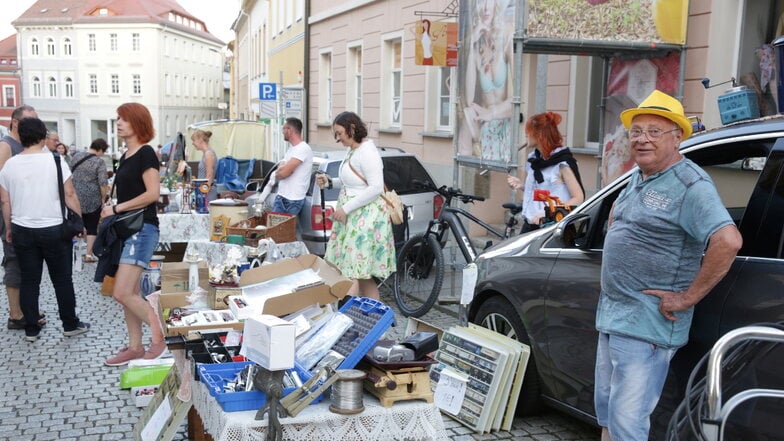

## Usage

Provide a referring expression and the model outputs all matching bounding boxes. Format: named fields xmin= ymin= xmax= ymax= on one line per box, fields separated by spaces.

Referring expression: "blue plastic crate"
xmin=718 ymin=87 xmax=759 ymax=124
xmin=334 ymin=296 xmax=395 ymax=370
xmin=199 ymin=361 xmax=314 ymax=412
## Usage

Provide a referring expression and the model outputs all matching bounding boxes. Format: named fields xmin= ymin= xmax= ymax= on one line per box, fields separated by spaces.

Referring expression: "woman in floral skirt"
xmin=316 ymin=111 xmax=395 ymax=300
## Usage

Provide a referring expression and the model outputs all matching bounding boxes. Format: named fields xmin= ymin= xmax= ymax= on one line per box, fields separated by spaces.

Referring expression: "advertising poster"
xmin=601 ymin=52 xmax=681 ymax=186
xmin=527 ymin=0 xmax=689 ymax=45
xmin=414 ymin=20 xmax=458 ymax=67
xmin=456 ymin=0 xmax=516 ymax=165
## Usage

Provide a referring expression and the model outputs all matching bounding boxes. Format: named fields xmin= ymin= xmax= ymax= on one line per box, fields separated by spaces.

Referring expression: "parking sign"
xmin=259 ymin=82 xmax=276 ymax=100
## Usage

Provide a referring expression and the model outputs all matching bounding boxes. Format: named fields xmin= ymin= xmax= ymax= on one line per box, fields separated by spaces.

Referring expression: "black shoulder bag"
xmin=55 ymin=155 xmax=84 ymax=240
xmin=108 ymin=155 xmax=145 ymax=240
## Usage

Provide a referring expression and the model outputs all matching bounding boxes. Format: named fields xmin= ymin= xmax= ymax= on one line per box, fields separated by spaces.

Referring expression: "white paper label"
xmin=141 ymin=395 xmax=172 ymax=441
xmin=434 ymin=367 xmax=468 ymax=415
xmin=461 ymin=263 xmax=478 ymax=306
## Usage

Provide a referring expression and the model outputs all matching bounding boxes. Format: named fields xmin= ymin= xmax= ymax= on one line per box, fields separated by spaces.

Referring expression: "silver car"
xmin=248 ymin=147 xmax=443 ymax=255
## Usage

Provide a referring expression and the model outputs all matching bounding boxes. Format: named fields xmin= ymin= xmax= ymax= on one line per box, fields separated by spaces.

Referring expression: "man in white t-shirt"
xmin=272 ymin=117 xmax=313 ymax=216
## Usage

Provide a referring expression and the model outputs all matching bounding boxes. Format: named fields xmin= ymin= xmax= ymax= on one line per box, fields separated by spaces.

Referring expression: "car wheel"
xmin=474 ymin=295 xmax=543 ymax=415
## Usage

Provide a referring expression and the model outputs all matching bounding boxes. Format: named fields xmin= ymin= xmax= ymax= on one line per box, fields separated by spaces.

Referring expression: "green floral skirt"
xmin=325 ymin=192 xmax=396 ymax=280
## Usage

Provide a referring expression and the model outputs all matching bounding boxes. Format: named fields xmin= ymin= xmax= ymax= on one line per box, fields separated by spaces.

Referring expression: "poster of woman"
xmin=457 ymin=0 xmax=515 ymax=164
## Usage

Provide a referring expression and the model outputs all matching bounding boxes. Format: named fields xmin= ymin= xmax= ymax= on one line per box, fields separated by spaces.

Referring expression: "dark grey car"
xmin=468 ymin=117 xmax=784 ymax=439
xmin=249 ymin=147 xmax=443 ymax=255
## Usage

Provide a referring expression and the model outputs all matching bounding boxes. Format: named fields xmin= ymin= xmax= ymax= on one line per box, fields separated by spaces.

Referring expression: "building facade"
xmin=0 ymin=34 xmax=21 ymax=132
xmin=13 ymin=0 xmax=225 ymax=153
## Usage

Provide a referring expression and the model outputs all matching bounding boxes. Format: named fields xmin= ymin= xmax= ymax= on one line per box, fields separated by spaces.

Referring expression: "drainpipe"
xmin=303 ymin=0 xmax=311 ymax=138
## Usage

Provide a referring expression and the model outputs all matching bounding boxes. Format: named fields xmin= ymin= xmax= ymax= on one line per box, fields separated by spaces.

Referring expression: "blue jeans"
xmin=120 ymin=223 xmax=160 ymax=268
xmin=12 ymin=224 xmax=81 ymax=335
xmin=272 ymin=195 xmax=305 ymax=216
xmin=594 ymin=332 xmax=677 ymax=441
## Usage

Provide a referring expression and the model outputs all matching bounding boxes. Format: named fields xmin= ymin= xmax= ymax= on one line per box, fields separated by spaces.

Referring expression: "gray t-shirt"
xmin=0 ymin=135 xmax=24 ymax=237
xmin=596 ymin=158 xmax=734 ymax=348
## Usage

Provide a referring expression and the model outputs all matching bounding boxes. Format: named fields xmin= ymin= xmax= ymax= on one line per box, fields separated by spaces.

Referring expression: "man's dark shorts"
xmin=2 ymin=238 xmax=21 ymax=288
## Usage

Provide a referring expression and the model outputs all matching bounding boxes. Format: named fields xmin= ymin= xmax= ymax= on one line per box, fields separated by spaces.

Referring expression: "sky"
xmin=1 ymin=0 xmax=240 ymax=44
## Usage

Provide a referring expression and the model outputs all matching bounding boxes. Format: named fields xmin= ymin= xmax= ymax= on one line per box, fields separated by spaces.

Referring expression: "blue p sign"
xmin=259 ymin=83 xmax=277 ymax=101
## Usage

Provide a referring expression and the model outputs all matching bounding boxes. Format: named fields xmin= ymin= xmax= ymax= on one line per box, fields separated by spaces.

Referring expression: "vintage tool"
xmin=280 ymin=367 xmax=340 ymax=417
xmin=252 ymin=366 xmax=286 ymax=441
xmin=362 ymin=363 xmax=433 ymax=407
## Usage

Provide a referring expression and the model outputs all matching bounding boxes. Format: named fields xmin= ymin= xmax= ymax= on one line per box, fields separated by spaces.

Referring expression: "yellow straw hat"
xmin=620 ymin=90 xmax=693 ymax=140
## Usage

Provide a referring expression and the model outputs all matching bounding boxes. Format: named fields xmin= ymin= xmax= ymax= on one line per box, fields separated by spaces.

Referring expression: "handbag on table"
xmin=55 ymin=155 xmax=84 ymax=240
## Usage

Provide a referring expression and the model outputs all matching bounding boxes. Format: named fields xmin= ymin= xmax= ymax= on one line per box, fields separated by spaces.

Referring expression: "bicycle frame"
xmin=426 ymin=205 xmax=507 ymax=264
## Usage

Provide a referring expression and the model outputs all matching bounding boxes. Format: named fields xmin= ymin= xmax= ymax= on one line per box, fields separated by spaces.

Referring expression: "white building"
xmin=13 ymin=0 xmax=225 ymax=153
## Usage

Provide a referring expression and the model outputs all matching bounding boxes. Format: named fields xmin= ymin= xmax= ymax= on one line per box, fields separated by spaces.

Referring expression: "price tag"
xmin=434 ymin=367 xmax=468 ymax=415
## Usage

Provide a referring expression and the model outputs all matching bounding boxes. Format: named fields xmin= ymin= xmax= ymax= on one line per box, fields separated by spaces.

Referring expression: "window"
xmin=184 ymin=75 xmax=189 ymax=97
xmin=110 ymin=74 xmax=119 ymax=94
xmin=132 ymin=74 xmax=141 ymax=95
xmin=62 ymin=38 xmax=72 ymax=56
xmin=165 ymin=73 xmax=171 ymax=96
xmin=47 ymin=76 xmax=57 ymax=97
xmin=175 ymin=75 xmax=180 ymax=96
xmin=132 ymin=33 xmax=140 ymax=51
xmin=381 ymin=37 xmax=403 ymax=128
xmin=46 ymin=38 xmax=55 ymax=56
xmin=110 ymin=33 xmax=118 ymax=51
xmin=64 ymin=77 xmax=74 ymax=98
xmin=31 ymin=76 xmax=41 ymax=97
xmin=3 ymin=86 xmax=16 ymax=108
xmin=30 ymin=38 xmax=39 ymax=56
xmin=566 ymin=55 xmax=604 ymax=151
xmin=347 ymin=45 xmax=363 ymax=115
xmin=318 ymin=51 xmax=332 ymax=123
xmin=89 ymin=74 xmax=97 ymax=94
xmin=436 ymin=67 xmax=453 ymax=130
xmin=88 ymin=34 xmax=96 ymax=52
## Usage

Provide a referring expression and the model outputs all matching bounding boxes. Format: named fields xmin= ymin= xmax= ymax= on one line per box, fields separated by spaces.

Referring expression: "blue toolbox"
xmin=718 ymin=86 xmax=759 ymax=124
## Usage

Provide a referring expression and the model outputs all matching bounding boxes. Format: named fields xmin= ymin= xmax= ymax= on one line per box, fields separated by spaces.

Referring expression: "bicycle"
xmin=392 ymin=180 xmax=523 ymax=318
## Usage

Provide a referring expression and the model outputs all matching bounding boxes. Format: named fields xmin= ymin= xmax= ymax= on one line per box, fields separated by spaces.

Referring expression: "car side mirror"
xmin=553 ymin=213 xmax=591 ymax=249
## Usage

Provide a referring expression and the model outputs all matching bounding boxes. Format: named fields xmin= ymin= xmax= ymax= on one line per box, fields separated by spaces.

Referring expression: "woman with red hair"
xmin=508 ymin=112 xmax=585 ymax=230
xmin=101 ymin=102 xmax=164 ymax=366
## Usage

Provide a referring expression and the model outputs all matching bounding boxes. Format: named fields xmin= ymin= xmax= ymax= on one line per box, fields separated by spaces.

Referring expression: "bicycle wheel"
xmin=393 ymin=233 xmax=444 ymax=317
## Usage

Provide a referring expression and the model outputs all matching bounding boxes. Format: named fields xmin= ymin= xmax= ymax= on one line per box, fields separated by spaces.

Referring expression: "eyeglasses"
xmin=627 ymin=127 xmax=680 ymax=141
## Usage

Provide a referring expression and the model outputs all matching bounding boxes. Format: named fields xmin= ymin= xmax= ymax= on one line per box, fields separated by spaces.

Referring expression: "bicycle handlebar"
xmin=412 ymin=179 xmax=484 ymax=204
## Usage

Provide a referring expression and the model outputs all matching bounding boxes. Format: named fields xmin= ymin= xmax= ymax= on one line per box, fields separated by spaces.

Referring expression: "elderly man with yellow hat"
xmin=594 ymin=90 xmax=743 ymax=441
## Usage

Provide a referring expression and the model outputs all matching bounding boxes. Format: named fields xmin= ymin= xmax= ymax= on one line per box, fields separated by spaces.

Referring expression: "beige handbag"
xmin=347 ymin=162 xmax=405 ymax=225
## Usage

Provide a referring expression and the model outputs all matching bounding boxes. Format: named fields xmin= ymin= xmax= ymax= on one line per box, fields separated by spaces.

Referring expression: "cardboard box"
xmin=227 ymin=254 xmax=352 ymax=319
xmin=208 ymin=284 xmax=241 ymax=310
xmin=161 ymin=261 xmax=209 ymax=294
xmin=131 ymin=385 xmax=159 ymax=407
xmin=241 ymin=315 xmax=295 ymax=370
xmin=158 ymin=291 xmax=244 ymax=337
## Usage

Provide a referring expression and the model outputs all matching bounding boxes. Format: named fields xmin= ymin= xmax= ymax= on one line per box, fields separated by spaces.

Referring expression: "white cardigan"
xmin=331 ymin=139 xmax=384 ymax=214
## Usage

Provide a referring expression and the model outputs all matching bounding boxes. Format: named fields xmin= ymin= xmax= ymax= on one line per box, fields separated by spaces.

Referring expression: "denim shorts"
xmin=119 ymin=223 xmax=160 ymax=268
xmin=272 ymin=195 xmax=305 ymax=216
xmin=594 ymin=332 xmax=677 ymax=441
